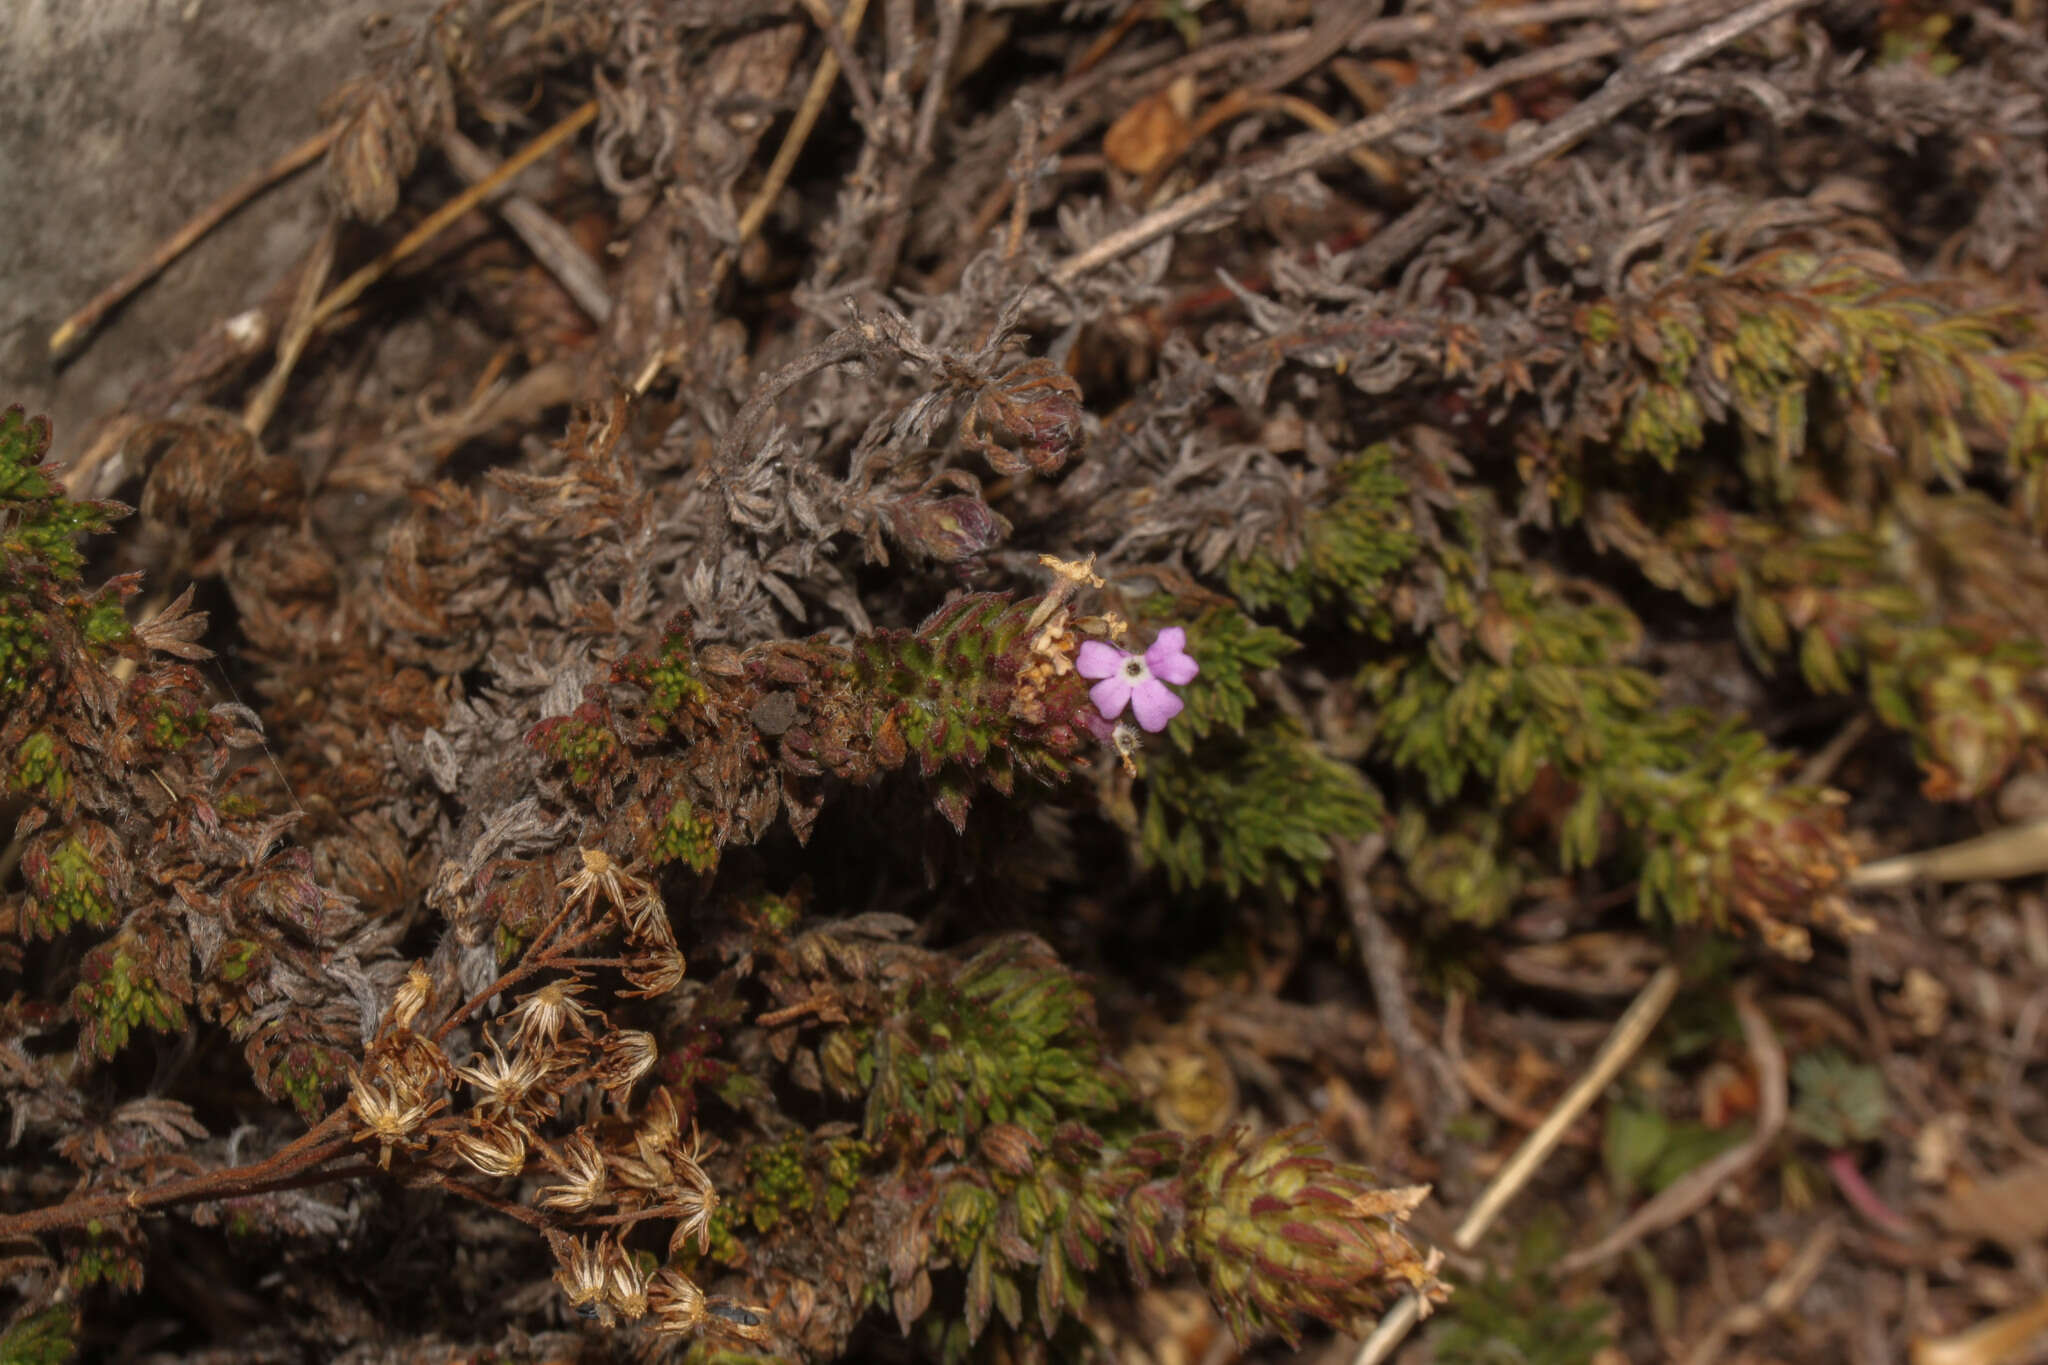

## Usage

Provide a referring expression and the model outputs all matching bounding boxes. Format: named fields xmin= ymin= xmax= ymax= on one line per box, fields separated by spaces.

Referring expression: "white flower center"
xmin=1121 ymin=657 xmax=1150 ymax=682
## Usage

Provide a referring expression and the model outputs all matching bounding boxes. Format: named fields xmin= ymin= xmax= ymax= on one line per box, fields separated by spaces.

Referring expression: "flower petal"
xmin=1129 ymin=681 xmax=1184 ymax=732
xmin=1076 ymin=640 xmax=1128 ymax=680
xmin=1146 ymin=629 xmax=1200 ymax=685
xmin=1089 ymin=677 xmax=1133 ymax=720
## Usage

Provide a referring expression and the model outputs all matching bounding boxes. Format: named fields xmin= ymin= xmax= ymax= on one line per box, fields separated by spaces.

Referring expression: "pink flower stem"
xmin=1826 ymin=1149 xmax=1914 ymax=1238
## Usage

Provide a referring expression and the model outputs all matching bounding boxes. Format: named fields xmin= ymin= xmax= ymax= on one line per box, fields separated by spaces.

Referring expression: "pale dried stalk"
xmin=1553 ymin=982 xmax=1786 ymax=1274
xmin=1851 ymin=820 xmax=2048 ymax=888
xmin=243 ymin=226 xmax=338 ymax=437
xmin=1350 ymin=963 xmax=1682 ymax=1365
xmin=441 ymin=128 xmax=612 ymax=324
xmin=1681 ymin=1219 xmax=1840 ymax=1365
xmin=50 ymin=122 xmax=339 ymax=358
xmin=1052 ymin=0 xmax=1808 ymax=284
xmin=1912 ymin=1288 xmax=2048 ymax=1365
xmin=735 ymin=0 xmax=872 ymax=248
xmin=309 ymin=99 xmax=599 ymax=333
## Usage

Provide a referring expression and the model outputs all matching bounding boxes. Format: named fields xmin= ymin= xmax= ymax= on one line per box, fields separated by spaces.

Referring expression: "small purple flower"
xmin=1076 ymin=627 xmax=1200 ymax=732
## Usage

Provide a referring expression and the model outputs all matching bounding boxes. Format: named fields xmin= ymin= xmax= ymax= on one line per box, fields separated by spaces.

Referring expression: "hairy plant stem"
xmin=0 ymin=896 xmax=594 ymax=1242
xmin=0 ymin=1125 xmax=352 ymax=1241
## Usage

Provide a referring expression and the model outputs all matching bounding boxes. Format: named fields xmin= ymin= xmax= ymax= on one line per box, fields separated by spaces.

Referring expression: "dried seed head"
xmin=621 ymin=944 xmax=688 ymax=998
xmin=547 ymin=1230 xmax=611 ymax=1326
xmin=559 ymin=847 xmax=649 ymax=920
xmin=449 ymin=1120 xmax=527 ymax=1179
xmin=597 ymin=1030 xmax=658 ymax=1104
xmin=378 ymin=1028 xmax=454 ymax=1096
xmin=638 ymin=1087 xmax=684 ymax=1157
xmin=454 ymin=1034 xmax=547 ymax=1118
xmin=390 ymin=960 xmax=434 ymax=1031
xmin=665 ymin=1124 xmax=722 ymax=1257
xmin=600 ymin=1237 xmax=652 ymax=1321
xmin=622 ymin=883 xmax=676 ymax=948
xmin=538 ymin=1130 xmax=609 ymax=1213
xmin=647 ymin=1267 xmax=706 ymax=1338
xmin=506 ymin=978 xmax=598 ymax=1052
xmin=345 ymin=1066 xmax=446 ymax=1169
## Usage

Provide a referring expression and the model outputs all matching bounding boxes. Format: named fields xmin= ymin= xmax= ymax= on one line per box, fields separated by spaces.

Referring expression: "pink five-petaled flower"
xmin=1076 ymin=627 xmax=1200 ymax=732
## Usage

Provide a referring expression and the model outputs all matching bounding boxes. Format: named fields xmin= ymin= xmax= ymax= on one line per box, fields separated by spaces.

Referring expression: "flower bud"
xmin=883 ymin=493 xmax=1011 ymax=563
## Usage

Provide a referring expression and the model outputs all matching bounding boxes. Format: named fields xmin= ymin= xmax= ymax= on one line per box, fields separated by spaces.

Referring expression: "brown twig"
xmin=438 ymin=1175 xmax=548 ymax=1228
xmin=1680 ymin=1218 xmax=1841 ymax=1365
xmin=440 ymin=128 xmax=612 ymax=324
xmin=1554 ymin=981 xmax=1787 ymax=1274
xmin=308 ymin=99 xmax=600 ymax=335
xmin=1336 ymin=836 xmax=1467 ymax=1131
xmin=1068 ymin=0 xmax=1152 ymax=79
xmin=1051 ymin=0 xmax=1803 ymax=284
xmin=242 ymin=226 xmax=338 ymax=437
xmin=1798 ymin=712 xmax=1875 ymax=787
xmin=1326 ymin=0 xmax=1817 ymax=285
xmin=0 ymin=1121 xmax=351 ymax=1241
xmin=865 ymin=0 xmax=969 ymax=285
xmin=735 ymin=0 xmax=873 ymax=249
xmin=1246 ymin=0 xmax=1382 ymax=95
xmin=931 ymin=0 xmax=1641 ymax=293
xmin=714 ymin=323 xmax=879 ymax=474
xmin=49 ymin=122 xmax=340 ymax=359
xmin=1350 ymin=962 xmax=1682 ymax=1365
xmin=432 ymin=897 xmax=595 ymax=1045
xmin=1142 ymin=88 xmax=1402 ymax=200
xmin=792 ymin=0 xmax=880 ymax=123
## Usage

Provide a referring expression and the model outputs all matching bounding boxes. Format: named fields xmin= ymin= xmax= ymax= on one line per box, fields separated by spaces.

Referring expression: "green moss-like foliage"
xmin=534 ymin=593 xmax=1097 ymax=873
xmin=1391 ymin=807 xmax=1527 ymax=929
xmin=1364 ymin=573 xmax=1660 ymax=809
xmin=1433 ymin=1271 xmax=1611 ymax=1365
xmin=1362 ymin=571 xmax=1851 ymax=947
xmin=73 ymin=931 xmax=192 ymax=1061
xmin=1607 ymin=500 xmax=2048 ymax=801
xmin=1143 ymin=715 xmax=1382 ymax=898
xmin=620 ymin=621 xmax=709 ymax=734
xmin=1789 ymin=1049 xmax=1890 ymax=1148
xmin=1575 ymin=251 xmax=2048 ymax=503
xmin=536 ymin=706 xmax=625 ymax=789
xmin=829 ymin=934 xmax=1441 ymax=1356
xmin=19 ymin=828 xmax=117 ymax=938
xmin=921 ymin=1124 xmax=1127 ymax=1352
xmin=845 ymin=593 xmax=1092 ymax=823
xmin=649 ymin=793 xmax=720 ymax=873
xmin=0 ymin=1306 xmax=79 ymax=1365
xmin=1138 ymin=605 xmax=1382 ymax=897
xmin=11 ymin=731 xmax=69 ymax=802
xmin=0 ymin=406 xmax=120 ymax=582
xmin=849 ymin=936 xmax=1124 ymax=1150
xmin=1228 ymin=445 xmax=1418 ymax=629
xmin=0 ymin=405 xmax=127 ymax=705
